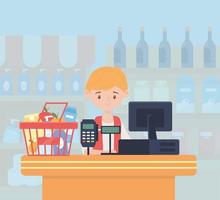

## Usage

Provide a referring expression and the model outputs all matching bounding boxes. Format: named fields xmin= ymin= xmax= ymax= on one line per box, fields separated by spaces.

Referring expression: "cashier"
xmin=85 ymin=66 xmax=130 ymax=154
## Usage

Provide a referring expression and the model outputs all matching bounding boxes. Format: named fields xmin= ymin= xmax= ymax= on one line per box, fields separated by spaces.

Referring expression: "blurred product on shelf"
xmin=0 ymin=36 xmax=5 ymax=65
xmin=159 ymin=27 xmax=171 ymax=68
xmin=8 ymin=154 xmax=41 ymax=186
xmin=18 ymin=68 xmax=30 ymax=95
xmin=71 ymin=70 xmax=83 ymax=95
xmin=133 ymin=80 xmax=151 ymax=101
xmin=0 ymin=68 xmax=12 ymax=95
xmin=52 ymin=68 xmax=64 ymax=95
xmin=63 ymin=106 xmax=77 ymax=122
xmin=215 ymin=133 xmax=220 ymax=159
xmin=199 ymin=131 xmax=215 ymax=159
xmin=114 ymin=27 xmax=126 ymax=68
xmin=176 ymin=76 xmax=195 ymax=113
xmin=153 ymin=80 xmax=169 ymax=101
xmin=59 ymin=36 xmax=77 ymax=67
xmin=204 ymin=27 xmax=216 ymax=68
xmin=181 ymin=27 xmax=193 ymax=68
xmin=202 ymin=77 xmax=220 ymax=113
xmin=36 ymin=69 xmax=47 ymax=95
xmin=108 ymin=27 xmax=220 ymax=71
xmin=3 ymin=119 xmax=21 ymax=144
xmin=136 ymin=27 xmax=148 ymax=68
xmin=23 ymin=35 xmax=41 ymax=68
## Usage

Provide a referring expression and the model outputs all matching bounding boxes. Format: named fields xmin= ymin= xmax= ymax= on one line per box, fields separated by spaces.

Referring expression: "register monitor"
xmin=119 ymin=101 xmax=179 ymax=155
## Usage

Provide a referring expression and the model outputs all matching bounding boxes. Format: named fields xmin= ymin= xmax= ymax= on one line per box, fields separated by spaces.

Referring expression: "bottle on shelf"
xmin=0 ymin=36 xmax=5 ymax=66
xmin=3 ymin=119 xmax=21 ymax=144
xmin=114 ymin=27 xmax=126 ymax=68
xmin=153 ymin=80 xmax=169 ymax=101
xmin=18 ymin=68 xmax=30 ymax=95
xmin=181 ymin=27 xmax=193 ymax=68
xmin=204 ymin=27 xmax=216 ymax=68
xmin=52 ymin=68 xmax=64 ymax=95
xmin=176 ymin=76 xmax=195 ymax=113
xmin=36 ymin=68 xmax=47 ymax=95
xmin=133 ymin=80 xmax=151 ymax=101
xmin=199 ymin=131 xmax=215 ymax=159
xmin=202 ymin=76 xmax=220 ymax=113
xmin=70 ymin=68 xmax=83 ymax=96
xmin=59 ymin=35 xmax=77 ymax=68
xmin=159 ymin=27 xmax=171 ymax=68
xmin=0 ymin=68 xmax=12 ymax=95
xmin=23 ymin=35 xmax=41 ymax=68
xmin=136 ymin=27 xmax=148 ymax=68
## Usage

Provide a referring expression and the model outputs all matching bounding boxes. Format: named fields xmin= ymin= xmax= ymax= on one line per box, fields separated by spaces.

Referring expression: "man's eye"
xmin=98 ymin=95 xmax=101 ymax=99
xmin=113 ymin=95 xmax=116 ymax=99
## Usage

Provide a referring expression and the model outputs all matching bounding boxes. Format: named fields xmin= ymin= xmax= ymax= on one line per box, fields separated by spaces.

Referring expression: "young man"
xmin=85 ymin=66 xmax=130 ymax=154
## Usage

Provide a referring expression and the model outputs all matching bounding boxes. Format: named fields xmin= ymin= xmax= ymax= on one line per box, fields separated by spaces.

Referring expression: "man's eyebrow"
xmin=95 ymin=91 xmax=101 ymax=94
xmin=113 ymin=91 xmax=119 ymax=94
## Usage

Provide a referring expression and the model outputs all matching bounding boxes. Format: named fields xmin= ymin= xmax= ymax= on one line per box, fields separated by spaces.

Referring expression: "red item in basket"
xmin=39 ymin=112 xmax=54 ymax=122
xmin=37 ymin=137 xmax=60 ymax=145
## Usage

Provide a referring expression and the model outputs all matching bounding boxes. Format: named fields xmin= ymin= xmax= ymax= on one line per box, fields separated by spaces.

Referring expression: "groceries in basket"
xmin=39 ymin=107 xmax=62 ymax=122
xmin=63 ymin=106 xmax=77 ymax=122
xmin=20 ymin=102 xmax=78 ymax=156
xmin=24 ymin=113 xmax=39 ymax=122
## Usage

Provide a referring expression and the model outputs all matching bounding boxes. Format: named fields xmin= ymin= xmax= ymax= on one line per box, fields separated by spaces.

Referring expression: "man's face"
xmin=86 ymin=87 xmax=128 ymax=112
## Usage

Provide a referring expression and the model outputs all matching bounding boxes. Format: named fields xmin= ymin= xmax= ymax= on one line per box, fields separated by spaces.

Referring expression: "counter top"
xmin=21 ymin=155 xmax=197 ymax=177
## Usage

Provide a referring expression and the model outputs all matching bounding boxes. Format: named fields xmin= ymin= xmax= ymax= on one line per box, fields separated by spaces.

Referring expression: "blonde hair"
xmin=85 ymin=66 xmax=128 ymax=91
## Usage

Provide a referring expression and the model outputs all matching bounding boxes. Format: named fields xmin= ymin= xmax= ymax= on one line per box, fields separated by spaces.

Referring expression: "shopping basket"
xmin=20 ymin=102 xmax=78 ymax=156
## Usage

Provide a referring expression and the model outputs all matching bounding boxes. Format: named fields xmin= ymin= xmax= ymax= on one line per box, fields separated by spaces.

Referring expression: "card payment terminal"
xmin=80 ymin=119 xmax=98 ymax=155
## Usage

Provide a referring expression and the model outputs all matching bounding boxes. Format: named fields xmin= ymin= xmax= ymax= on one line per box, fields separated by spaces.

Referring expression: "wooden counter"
xmin=21 ymin=155 xmax=197 ymax=200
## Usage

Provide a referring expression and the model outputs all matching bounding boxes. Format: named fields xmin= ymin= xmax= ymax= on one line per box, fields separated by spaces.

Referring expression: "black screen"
xmin=136 ymin=108 xmax=164 ymax=129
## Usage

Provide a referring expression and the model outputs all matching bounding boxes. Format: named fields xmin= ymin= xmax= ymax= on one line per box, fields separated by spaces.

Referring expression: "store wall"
xmin=1 ymin=0 xmax=220 ymax=199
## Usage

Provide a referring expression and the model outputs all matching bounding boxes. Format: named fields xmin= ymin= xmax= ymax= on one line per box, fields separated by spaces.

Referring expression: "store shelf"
xmin=0 ymin=95 xmax=84 ymax=102
xmin=123 ymin=67 xmax=220 ymax=80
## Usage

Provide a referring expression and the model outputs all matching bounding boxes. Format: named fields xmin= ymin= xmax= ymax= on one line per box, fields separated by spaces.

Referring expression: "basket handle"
xmin=39 ymin=102 xmax=68 ymax=122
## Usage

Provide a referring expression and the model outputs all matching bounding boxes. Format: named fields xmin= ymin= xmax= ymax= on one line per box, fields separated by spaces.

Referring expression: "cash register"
xmin=118 ymin=101 xmax=179 ymax=155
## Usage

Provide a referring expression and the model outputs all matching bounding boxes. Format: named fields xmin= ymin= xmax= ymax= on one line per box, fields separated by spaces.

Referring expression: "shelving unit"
xmin=0 ymin=37 xmax=219 ymax=199
xmin=106 ymin=45 xmax=220 ymax=165
xmin=0 ymin=35 xmax=95 ymax=199
xmin=0 ymin=95 xmax=84 ymax=102
xmin=124 ymin=67 xmax=220 ymax=79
